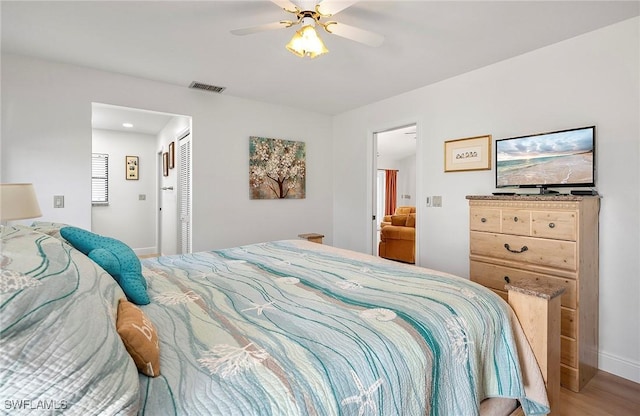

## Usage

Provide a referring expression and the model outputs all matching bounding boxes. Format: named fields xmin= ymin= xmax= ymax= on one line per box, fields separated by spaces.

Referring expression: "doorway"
xmin=159 ymin=130 xmax=192 ymax=255
xmin=91 ymin=103 xmax=191 ymax=256
xmin=372 ymin=124 xmax=418 ymax=260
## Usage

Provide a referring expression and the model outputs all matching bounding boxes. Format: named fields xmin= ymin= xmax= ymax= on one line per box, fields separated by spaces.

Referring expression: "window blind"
xmin=92 ymin=153 xmax=109 ymax=205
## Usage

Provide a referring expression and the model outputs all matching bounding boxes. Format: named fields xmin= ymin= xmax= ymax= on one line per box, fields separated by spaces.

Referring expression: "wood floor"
xmin=558 ymin=371 xmax=640 ymax=415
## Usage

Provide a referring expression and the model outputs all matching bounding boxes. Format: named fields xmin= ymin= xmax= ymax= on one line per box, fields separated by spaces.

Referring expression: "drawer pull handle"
xmin=504 ymin=276 xmax=511 ymax=284
xmin=513 ymin=217 xmax=519 ymax=222
xmin=504 ymin=243 xmax=528 ymax=254
xmin=481 ymin=218 xmax=487 ymax=223
xmin=549 ymin=222 xmax=556 ymax=228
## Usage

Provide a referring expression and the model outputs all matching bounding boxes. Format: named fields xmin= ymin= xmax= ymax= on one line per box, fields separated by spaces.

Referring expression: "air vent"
xmin=188 ymin=81 xmax=226 ymax=93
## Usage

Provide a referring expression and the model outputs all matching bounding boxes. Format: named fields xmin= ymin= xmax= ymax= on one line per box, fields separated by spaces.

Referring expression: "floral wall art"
xmin=249 ymin=136 xmax=306 ymax=199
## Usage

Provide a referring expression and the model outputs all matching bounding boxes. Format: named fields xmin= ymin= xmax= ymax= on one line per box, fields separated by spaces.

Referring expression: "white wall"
xmin=92 ymin=129 xmax=157 ymax=254
xmin=377 ymin=155 xmax=417 ymax=208
xmin=397 ymin=154 xmax=416 ymax=206
xmin=333 ymin=18 xmax=640 ymax=382
xmin=1 ymin=54 xmax=334 ymax=252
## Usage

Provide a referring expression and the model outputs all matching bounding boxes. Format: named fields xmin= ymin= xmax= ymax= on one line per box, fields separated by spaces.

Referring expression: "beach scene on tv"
xmin=496 ymin=128 xmax=594 ymax=187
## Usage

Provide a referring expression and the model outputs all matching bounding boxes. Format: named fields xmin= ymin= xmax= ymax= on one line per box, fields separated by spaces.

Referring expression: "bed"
xmin=0 ymin=224 xmax=549 ymax=415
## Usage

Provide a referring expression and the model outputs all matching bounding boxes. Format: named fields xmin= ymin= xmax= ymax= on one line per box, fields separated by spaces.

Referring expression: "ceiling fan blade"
xmin=324 ymin=22 xmax=384 ymax=47
xmin=317 ymin=0 xmax=359 ymax=16
xmin=230 ymin=21 xmax=294 ymax=36
xmin=270 ymin=0 xmax=299 ymax=12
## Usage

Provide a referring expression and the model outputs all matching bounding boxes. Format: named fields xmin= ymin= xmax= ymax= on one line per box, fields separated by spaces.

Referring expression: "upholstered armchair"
xmin=379 ymin=206 xmax=416 ymax=264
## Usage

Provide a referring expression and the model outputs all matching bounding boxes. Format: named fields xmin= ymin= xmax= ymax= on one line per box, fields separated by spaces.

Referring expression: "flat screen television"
xmin=495 ymin=126 xmax=595 ymax=193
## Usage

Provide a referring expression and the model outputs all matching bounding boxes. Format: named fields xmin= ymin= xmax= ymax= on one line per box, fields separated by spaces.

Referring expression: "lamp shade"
xmin=0 ymin=183 xmax=43 ymax=221
xmin=286 ymin=25 xmax=329 ymax=59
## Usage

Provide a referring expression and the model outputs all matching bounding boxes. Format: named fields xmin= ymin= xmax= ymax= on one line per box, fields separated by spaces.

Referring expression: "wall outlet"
xmin=433 ymin=196 xmax=442 ymax=207
xmin=53 ymin=195 xmax=64 ymax=208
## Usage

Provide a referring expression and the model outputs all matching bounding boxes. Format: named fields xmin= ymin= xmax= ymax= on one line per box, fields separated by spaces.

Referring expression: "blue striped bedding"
xmin=1 ymin=224 xmax=547 ymax=415
xmin=139 ymin=240 xmax=549 ymax=415
xmin=0 ymin=225 xmax=140 ymax=415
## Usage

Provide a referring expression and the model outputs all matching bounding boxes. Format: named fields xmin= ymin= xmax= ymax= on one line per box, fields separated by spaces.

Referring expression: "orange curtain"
xmin=385 ymin=170 xmax=397 ymax=216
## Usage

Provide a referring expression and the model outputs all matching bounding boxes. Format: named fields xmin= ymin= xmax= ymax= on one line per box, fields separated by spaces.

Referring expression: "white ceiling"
xmin=91 ymin=103 xmax=177 ymax=135
xmin=377 ymin=125 xmax=416 ymax=161
xmin=3 ymin=1 xmax=638 ymax=116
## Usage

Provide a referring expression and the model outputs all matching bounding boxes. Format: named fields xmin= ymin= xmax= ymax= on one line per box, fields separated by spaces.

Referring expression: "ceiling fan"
xmin=230 ymin=0 xmax=384 ymax=58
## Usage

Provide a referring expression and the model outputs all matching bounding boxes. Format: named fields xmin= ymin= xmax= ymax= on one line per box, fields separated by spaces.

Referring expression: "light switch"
xmin=426 ymin=196 xmax=432 ymax=207
xmin=433 ymin=196 xmax=442 ymax=207
xmin=139 ymin=194 xmax=146 ymax=201
xmin=54 ymin=195 xmax=64 ymax=208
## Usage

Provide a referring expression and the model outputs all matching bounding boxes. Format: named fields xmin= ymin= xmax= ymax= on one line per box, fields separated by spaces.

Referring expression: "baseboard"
xmin=599 ymin=351 xmax=640 ymax=383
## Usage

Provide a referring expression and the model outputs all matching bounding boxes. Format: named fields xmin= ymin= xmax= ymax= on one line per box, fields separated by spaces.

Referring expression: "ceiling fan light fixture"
xmin=286 ymin=24 xmax=328 ymax=59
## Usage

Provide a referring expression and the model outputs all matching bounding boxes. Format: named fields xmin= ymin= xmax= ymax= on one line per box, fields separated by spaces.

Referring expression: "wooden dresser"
xmin=466 ymin=195 xmax=600 ymax=392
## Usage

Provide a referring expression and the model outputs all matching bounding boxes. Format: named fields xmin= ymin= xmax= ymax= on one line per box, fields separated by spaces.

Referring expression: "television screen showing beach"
xmin=496 ymin=128 xmax=594 ymax=187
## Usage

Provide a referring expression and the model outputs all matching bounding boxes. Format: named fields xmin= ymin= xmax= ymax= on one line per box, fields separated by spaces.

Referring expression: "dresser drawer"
xmin=470 ymin=207 xmax=501 ymax=232
xmin=561 ymin=364 xmax=580 ymax=392
xmin=470 ymin=231 xmax=577 ymax=271
xmin=561 ymin=307 xmax=576 ymax=338
xmin=561 ymin=336 xmax=578 ymax=368
xmin=501 ymin=209 xmax=531 ymax=236
xmin=532 ymin=210 xmax=577 ymax=241
xmin=470 ymin=260 xmax=577 ymax=308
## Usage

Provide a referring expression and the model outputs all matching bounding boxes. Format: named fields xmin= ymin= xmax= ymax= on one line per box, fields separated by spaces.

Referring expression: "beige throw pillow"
xmin=116 ymin=298 xmax=160 ymax=377
xmin=406 ymin=213 xmax=416 ymax=227
xmin=391 ymin=214 xmax=408 ymax=226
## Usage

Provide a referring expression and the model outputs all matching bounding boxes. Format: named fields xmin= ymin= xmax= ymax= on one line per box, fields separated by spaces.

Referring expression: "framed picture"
xmin=163 ymin=152 xmax=169 ymax=177
xmin=169 ymin=142 xmax=175 ymax=169
xmin=126 ymin=156 xmax=139 ymax=180
xmin=444 ymin=134 xmax=492 ymax=172
xmin=249 ymin=136 xmax=306 ymax=199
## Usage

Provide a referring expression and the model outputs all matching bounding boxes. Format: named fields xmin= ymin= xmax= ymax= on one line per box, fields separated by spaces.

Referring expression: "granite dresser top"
xmin=466 ymin=194 xmax=598 ymax=201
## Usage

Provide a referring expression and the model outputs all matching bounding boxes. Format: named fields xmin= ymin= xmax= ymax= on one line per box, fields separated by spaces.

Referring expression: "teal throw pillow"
xmin=60 ymin=227 xmax=150 ymax=305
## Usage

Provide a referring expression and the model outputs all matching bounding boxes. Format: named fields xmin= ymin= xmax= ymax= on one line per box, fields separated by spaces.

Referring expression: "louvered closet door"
xmin=178 ymin=133 xmax=192 ymax=254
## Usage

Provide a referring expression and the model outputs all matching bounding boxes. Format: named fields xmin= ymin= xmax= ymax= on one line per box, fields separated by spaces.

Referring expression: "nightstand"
xmin=298 ymin=233 xmax=324 ymax=244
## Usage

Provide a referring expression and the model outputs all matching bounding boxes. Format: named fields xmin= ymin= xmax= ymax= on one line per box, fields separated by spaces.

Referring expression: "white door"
xmin=178 ymin=133 xmax=192 ymax=254
xmin=371 ymin=133 xmax=379 ymax=254
xmin=376 ymin=169 xmax=386 ymax=250
xmin=156 ymin=151 xmax=164 ymax=255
